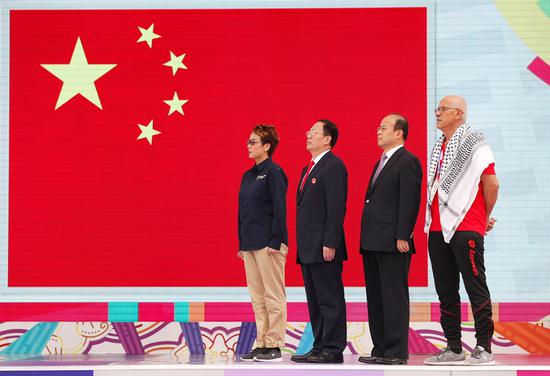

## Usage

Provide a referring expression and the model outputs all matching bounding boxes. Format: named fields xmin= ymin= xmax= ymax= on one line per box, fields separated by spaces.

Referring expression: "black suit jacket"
xmin=296 ymin=151 xmax=348 ymax=264
xmin=360 ymin=147 xmax=422 ymax=253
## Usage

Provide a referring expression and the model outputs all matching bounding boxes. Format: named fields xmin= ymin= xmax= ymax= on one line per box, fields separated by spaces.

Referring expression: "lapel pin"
xmin=311 ymin=178 xmax=317 ymax=184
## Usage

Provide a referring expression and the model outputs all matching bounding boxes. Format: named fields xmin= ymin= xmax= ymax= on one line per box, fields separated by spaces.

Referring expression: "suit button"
xmin=366 ymin=200 xmax=369 ymax=203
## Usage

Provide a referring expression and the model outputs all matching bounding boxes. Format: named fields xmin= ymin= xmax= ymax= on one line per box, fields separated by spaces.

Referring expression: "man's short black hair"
xmin=318 ymin=119 xmax=339 ymax=147
xmin=392 ymin=114 xmax=409 ymax=141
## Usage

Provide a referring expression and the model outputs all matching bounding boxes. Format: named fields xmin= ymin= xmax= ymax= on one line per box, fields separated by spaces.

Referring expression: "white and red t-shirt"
xmin=430 ymin=142 xmax=496 ymax=236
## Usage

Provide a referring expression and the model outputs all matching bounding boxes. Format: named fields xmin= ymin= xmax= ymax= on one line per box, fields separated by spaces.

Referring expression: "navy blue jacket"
xmin=296 ymin=151 xmax=348 ymax=264
xmin=238 ymin=158 xmax=288 ymax=251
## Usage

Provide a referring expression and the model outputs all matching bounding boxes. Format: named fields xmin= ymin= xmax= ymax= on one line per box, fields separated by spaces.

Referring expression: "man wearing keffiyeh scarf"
xmin=424 ymin=96 xmax=500 ymax=366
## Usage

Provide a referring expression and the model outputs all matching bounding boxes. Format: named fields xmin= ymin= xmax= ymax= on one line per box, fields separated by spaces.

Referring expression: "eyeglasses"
xmin=306 ymin=130 xmax=320 ymax=137
xmin=247 ymin=139 xmax=262 ymax=146
xmin=434 ymin=106 xmax=462 ymax=114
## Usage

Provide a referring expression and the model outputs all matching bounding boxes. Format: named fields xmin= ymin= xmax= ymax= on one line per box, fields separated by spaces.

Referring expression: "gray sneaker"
xmin=254 ymin=347 xmax=282 ymax=362
xmin=468 ymin=346 xmax=495 ymax=365
xmin=424 ymin=347 xmax=466 ymax=365
xmin=239 ymin=347 xmax=265 ymax=361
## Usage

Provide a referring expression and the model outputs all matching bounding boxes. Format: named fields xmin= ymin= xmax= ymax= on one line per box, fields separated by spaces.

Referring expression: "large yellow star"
xmin=164 ymin=91 xmax=189 ymax=116
xmin=163 ymin=51 xmax=187 ymax=75
xmin=41 ymin=37 xmax=117 ymax=110
xmin=137 ymin=120 xmax=161 ymax=145
xmin=137 ymin=23 xmax=161 ymax=48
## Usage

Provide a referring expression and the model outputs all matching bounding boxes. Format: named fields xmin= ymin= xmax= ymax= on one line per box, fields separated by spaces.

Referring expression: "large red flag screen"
xmin=9 ymin=8 xmax=427 ymax=287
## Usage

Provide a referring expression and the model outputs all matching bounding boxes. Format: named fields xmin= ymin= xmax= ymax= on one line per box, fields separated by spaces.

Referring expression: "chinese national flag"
xmin=9 ymin=8 xmax=427 ymax=287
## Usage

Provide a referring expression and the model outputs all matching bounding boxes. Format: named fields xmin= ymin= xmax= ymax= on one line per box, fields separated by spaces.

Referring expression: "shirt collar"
xmin=384 ymin=144 xmax=404 ymax=161
xmin=252 ymin=157 xmax=272 ymax=173
xmin=312 ymin=149 xmax=331 ymax=164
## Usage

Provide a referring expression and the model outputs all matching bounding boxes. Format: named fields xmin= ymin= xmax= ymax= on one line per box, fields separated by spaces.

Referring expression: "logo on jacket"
xmin=256 ymin=175 xmax=267 ymax=180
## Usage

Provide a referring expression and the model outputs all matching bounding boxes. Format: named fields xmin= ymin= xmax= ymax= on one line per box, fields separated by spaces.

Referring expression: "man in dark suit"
xmin=290 ymin=119 xmax=348 ymax=364
xmin=358 ymin=114 xmax=422 ymax=365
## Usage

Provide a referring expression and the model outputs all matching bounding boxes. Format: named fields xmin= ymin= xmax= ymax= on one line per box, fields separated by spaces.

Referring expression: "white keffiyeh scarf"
xmin=424 ymin=123 xmax=494 ymax=242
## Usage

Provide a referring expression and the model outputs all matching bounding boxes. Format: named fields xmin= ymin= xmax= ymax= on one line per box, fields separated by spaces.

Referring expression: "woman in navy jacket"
xmin=238 ymin=125 xmax=288 ymax=362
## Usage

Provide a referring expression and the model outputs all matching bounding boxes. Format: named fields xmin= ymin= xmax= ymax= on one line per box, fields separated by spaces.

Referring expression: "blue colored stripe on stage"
xmin=235 ymin=322 xmax=257 ymax=355
xmin=0 ymin=322 xmax=59 ymax=355
xmin=0 ymin=372 xmax=92 ymax=375
xmin=295 ymin=322 xmax=314 ymax=355
xmin=108 ymin=302 xmax=138 ymax=322
xmin=180 ymin=322 xmax=204 ymax=355
xmin=174 ymin=302 xmax=189 ymax=322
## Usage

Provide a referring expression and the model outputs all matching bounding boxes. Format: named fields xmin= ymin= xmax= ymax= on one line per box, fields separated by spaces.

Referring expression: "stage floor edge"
xmin=1 ymin=354 xmax=550 ymax=375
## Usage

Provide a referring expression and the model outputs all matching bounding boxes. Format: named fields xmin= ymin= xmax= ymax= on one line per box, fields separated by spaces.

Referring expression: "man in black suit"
xmin=290 ymin=119 xmax=348 ymax=364
xmin=358 ymin=114 xmax=422 ymax=366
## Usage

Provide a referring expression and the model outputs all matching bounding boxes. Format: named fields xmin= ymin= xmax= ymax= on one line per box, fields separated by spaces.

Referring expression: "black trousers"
xmin=362 ymin=251 xmax=411 ymax=359
xmin=429 ymin=231 xmax=494 ymax=351
xmin=300 ymin=261 xmax=347 ymax=354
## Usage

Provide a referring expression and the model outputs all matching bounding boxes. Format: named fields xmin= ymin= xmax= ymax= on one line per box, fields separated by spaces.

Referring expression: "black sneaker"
xmin=254 ymin=347 xmax=282 ymax=362
xmin=239 ymin=347 xmax=265 ymax=361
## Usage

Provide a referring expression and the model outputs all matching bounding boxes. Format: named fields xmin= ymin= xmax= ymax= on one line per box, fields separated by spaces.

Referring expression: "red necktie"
xmin=299 ymin=160 xmax=315 ymax=192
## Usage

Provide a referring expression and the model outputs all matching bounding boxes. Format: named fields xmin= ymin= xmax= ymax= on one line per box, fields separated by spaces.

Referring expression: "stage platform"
xmin=1 ymin=354 xmax=550 ymax=375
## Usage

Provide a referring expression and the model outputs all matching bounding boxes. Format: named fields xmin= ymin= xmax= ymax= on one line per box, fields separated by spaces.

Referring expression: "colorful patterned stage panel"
xmin=0 ymin=303 xmax=549 ymax=356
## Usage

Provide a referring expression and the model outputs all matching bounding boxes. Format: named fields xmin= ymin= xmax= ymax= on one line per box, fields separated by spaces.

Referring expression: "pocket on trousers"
xmin=280 ymin=243 xmax=289 ymax=256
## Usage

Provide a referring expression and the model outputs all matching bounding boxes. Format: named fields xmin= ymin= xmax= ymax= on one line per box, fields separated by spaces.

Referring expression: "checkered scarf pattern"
xmin=425 ymin=122 xmax=495 ymax=242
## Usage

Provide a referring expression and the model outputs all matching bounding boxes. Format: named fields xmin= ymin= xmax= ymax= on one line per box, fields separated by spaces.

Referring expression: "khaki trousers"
xmin=243 ymin=245 xmax=287 ymax=348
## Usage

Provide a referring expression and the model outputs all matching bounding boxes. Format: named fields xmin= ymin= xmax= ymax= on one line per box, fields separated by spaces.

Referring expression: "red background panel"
xmin=138 ymin=303 xmax=174 ymax=321
xmin=9 ymin=8 xmax=427 ymax=287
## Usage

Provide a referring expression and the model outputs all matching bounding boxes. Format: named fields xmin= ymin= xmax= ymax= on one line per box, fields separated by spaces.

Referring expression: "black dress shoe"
xmin=290 ymin=349 xmax=320 ymax=363
xmin=358 ymin=355 xmax=381 ymax=364
xmin=379 ymin=356 xmax=407 ymax=365
xmin=307 ymin=351 xmax=344 ymax=364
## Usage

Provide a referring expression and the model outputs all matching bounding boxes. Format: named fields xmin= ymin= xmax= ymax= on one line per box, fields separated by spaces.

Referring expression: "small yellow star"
xmin=163 ymin=51 xmax=187 ymax=75
xmin=164 ymin=91 xmax=189 ymax=116
xmin=137 ymin=120 xmax=161 ymax=145
xmin=137 ymin=23 xmax=161 ymax=48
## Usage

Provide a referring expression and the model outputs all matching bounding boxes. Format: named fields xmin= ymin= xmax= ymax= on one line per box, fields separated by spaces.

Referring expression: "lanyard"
xmin=430 ymin=144 xmax=446 ymax=202
xmin=435 ymin=143 xmax=445 ymax=179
